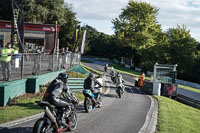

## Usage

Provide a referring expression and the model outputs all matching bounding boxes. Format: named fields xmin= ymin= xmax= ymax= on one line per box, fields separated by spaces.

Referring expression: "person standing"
xmin=32 ymin=46 xmax=42 ymax=75
xmin=139 ymin=72 xmax=145 ymax=88
xmin=48 ymin=48 xmax=54 ymax=71
xmin=0 ymin=43 xmax=17 ymax=81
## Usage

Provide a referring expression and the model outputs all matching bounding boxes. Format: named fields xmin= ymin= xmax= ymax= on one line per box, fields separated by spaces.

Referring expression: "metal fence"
xmin=0 ymin=52 xmax=81 ymax=83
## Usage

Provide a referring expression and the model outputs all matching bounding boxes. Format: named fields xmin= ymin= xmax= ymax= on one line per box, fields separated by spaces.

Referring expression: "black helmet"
xmin=58 ymin=73 xmax=68 ymax=83
xmin=89 ymin=73 xmax=94 ymax=78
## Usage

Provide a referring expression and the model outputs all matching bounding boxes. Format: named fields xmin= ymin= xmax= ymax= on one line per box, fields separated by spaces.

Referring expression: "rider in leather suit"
xmin=84 ymin=73 xmax=102 ymax=106
xmin=43 ymin=73 xmax=77 ymax=126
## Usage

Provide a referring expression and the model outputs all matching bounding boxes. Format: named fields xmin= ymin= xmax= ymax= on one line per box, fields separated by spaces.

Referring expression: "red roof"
xmin=0 ymin=20 xmax=60 ymax=32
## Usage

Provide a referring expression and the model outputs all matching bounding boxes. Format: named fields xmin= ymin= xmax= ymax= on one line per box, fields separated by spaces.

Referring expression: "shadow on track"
xmin=0 ymin=127 xmax=32 ymax=133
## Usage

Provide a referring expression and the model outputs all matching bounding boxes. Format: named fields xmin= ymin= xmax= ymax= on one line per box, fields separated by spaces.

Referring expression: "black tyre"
xmin=97 ymin=95 xmax=102 ymax=108
xmin=84 ymin=98 xmax=92 ymax=113
xmin=117 ymin=88 xmax=121 ymax=98
xmin=32 ymin=118 xmax=51 ymax=133
xmin=68 ymin=114 xmax=78 ymax=131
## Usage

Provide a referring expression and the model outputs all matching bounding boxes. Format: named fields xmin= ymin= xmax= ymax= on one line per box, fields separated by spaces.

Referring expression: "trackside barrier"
xmin=0 ymin=79 xmax=26 ymax=106
xmin=176 ymin=94 xmax=200 ymax=109
xmin=0 ymin=77 xmax=85 ymax=106
xmin=142 ymin=80 xmax=153 ymax=95
xmin=68 ymin=78 xmax=85 ymax=92
xmin=140 ymin=79 xmax=200 ymax=109
xmin=0 ymin=64 xmax=87 ymax=106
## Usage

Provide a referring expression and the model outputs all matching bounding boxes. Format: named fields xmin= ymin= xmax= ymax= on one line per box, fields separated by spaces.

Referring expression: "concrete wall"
xmin=0 ymin=79 xmax=26 ymax=106
xmin=0 ymin=65 xmax=86 ymax=106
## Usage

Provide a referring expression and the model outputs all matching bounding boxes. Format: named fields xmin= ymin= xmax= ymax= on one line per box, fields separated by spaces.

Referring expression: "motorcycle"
xmin=32 ymin=92 xmax=79 ymax=133
xmin=116 ymin=83 xmax=125 ymax=98
xmin=104 ymin=66 xmax=107 ymax=72
xmin=82 ymin=88 xmax=102 ymax=113
xmin=110 ymin=71 xmax=116 ymax=83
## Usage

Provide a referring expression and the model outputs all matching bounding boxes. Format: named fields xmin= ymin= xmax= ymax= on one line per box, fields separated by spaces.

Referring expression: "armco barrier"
xmin=0 ymin=79 xmax=26 ymax=106
xmin=142 ymin=80 xmax=153 ymax=94
xmin=68 ymin=78 xmax=85 ymax=91
xmin=176 ymin=94 xmax=200 ymax=109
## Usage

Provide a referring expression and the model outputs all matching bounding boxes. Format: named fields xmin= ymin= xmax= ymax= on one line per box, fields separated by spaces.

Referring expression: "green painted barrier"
xmin=0 ymin=79 xmax=26 ymax=106
xmin=26 ymin=70 xmax=66 ymax=93
xmin=68 ymin=78 xmax=85 ymax=91
xmin=69 ymin=64 xmax=89 ymax=74
xmin=0 ymin=65 xmax=86 ymax=106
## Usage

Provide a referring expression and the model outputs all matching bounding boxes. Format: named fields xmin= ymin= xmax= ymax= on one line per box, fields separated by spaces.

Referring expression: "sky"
xmin=65 ymin=0 xmax=200 ymax=41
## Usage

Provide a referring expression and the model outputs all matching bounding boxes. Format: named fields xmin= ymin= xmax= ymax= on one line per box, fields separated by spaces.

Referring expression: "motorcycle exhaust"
xmin=44 ymin=106 xmax=59 ymax=129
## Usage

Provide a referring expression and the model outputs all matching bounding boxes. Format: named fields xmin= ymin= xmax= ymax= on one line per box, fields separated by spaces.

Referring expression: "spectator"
xmin=0 ymin=43 xmax=17 ymax=81
xmin=48 ymin=48 xmax=54 ymax=71
xmin=32 ymin=46 xmax=42 ymax=75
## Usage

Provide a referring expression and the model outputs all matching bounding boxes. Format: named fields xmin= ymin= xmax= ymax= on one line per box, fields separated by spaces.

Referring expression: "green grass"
xmin=109 ymin=62 xmax=152 ymax=80
xmin=178 ymin=85 xmax=200 ymax=93
xmin=0 ymin=87 xmax=45 ymax=124
xmin=0 ymin=71 xmax=87 ymax=124
xmin=155 ymin=96 xmax=200 ymax=133
xmin=80 ymin=63 xmax=102 ymax=76
xmin=74 ymin=92 xmax=85 ymax=101
xmin=0 ymin=86 xmax=84 ymax=124
xmin=81 ymin=59 xmax=93 ymax=63
xmin=66 ymin=71 xmax=88 ymax=78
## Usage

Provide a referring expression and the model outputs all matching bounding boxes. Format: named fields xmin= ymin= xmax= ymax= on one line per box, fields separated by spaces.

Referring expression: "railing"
xmin=0 ymin=52 xmax=81 ymax=83
xmin=68 ymin=78 xmax=85 ymax=92
xmin=176 ymin=94 xmax=200 ymax=109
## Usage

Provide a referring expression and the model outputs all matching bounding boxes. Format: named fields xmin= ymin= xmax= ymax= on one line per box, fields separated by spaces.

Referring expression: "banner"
xmin=72 ymin=25 xmax=80 ymax=52
xmin=81 ymin=30 xmax=87 ymax=54
xmin=53 ymin=21 xmax=58 ymax=53
xmin=11 ymin=0 xmax=24 ymax=53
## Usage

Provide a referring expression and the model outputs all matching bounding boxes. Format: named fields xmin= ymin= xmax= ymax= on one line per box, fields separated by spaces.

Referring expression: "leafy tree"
xmin=164 ymin=25 xmax=199 ymax=80
xmin=0 ymin=0 xmax=78 ymax=49
xmin=112 ymin=0 xmax=164 ymax=69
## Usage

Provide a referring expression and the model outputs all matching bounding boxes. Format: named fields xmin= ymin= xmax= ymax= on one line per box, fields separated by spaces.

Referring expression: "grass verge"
xmin=178 ymin=85 xmax=200 ymax=93
xmin=81 ymin=59 xmax=93 ymax=63
xmin=0 ymin=71 xmax=86 ymax=124
xmin=109 ymin=62 xmax=151 ymax=80
xmin=80 ymin=63 xmax=102 ymax=76
xmin=154 ymin=96 xmax=200 ymax=133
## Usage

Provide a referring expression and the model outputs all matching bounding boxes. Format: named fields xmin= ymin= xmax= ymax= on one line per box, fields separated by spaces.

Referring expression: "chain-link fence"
xmin=0 ymin=52 xmax=81 ymax=83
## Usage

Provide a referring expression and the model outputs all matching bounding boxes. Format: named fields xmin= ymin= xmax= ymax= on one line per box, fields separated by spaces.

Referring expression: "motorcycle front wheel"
xmin=68 ymin=113 xmax=78 ymax=131
xmin=32 ymin=118 xmax=52 ymax=133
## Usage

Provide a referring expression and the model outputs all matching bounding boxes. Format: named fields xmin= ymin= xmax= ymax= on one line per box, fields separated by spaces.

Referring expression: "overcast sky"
xmin=65 ymin=0 xmax=200 ymax=41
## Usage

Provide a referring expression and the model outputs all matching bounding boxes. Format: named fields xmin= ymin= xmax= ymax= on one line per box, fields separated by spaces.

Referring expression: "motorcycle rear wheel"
xmin=117 ymin=89 xmax=122 ymax=98
xmin=32 ymin=118 xmax=51 ymax=133
xmin=84 ymin=98 xmax=92 ymax=113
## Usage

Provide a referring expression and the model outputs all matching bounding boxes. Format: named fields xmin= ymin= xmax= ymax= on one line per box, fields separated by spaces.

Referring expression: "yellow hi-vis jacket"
xmin=0 ymin=48 xmax=18 ymax=62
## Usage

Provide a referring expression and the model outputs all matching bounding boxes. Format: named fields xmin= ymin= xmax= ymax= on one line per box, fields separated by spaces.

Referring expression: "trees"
xmin=164 ymin=25 xmax=199 ymax=80
xmin=112 ymin=0 xmax=164 ymax=70
xmin=0 ymin=0 xmax=78 ymax=49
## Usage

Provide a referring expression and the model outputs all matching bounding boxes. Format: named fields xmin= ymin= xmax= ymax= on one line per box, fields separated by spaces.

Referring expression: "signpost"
xmin=153 ymin=63 xmax=177 ymax=96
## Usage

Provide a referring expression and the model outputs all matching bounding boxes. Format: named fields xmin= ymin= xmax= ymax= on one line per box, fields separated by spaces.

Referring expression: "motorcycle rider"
xmin=110 ymin=67 xmax=116 ymax=82
xmin=83 ymin=73 xmax=102 ymax=107
xmin=104 ymin=64 xmax=108 ymax=72
xmin=43 ymin=72 xmax=77 ymax=126
xmin=115 ymin=72 xmax=125 ymax=92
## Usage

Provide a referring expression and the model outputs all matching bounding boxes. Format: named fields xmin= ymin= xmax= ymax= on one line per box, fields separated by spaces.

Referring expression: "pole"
xmin=20 ymin=53 xmax=24 ymax=79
